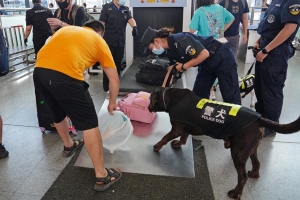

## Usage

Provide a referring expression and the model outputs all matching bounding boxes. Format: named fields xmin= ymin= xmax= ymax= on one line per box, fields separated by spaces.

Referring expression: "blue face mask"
xmin=152 ymin=44 xmax=165 ymax=55
xmin=118 ymin=0 xmax=126 ymax=6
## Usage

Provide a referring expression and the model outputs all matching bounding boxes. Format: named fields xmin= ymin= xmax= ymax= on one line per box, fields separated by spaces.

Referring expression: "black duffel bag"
xmin=135 ymin=58 xmax=169 ymax=86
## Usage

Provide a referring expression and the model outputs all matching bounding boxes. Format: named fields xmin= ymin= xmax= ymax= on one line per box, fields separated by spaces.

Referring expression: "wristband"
xmin=61 ymin=21 xmax=64 ymax=27
xmin=262 ymin=48 xmax=268 ymax=54
xmin=181 ymin=63 xmax=186 ymax=71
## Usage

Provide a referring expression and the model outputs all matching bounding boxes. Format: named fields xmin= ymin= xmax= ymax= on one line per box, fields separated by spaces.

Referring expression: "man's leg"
xmin=254 ymin=61 xmax=265 ymax=116
xmin=83 ymin=127 xmax=106 ymax=177
xmin=0 ymin=115 xmax=3 ymax=144
xmin=33 ymin=36 xmax=48 ymax=58
xmin=103 ymin=46 xmax=124 ymax=92
xmin=218 ymin=67 xmax=241 ymax=105
xmin=225 ymin=35 xmax=240 ymax=56
xmin=54 ymin=117 xmax=76 ymax=149
xmin=259 ymin=53 xmax=287 ymax=136
xmin=192 ymin=67 xmax=216 ymax=99
xmin=0 ymin=115 xmax=9 ymax=159
xmin=83 ymin=127 xmax=121 ymax=191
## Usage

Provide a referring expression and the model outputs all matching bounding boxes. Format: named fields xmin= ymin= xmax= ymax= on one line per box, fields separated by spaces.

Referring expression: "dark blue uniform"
xmin=25 ymin=4 xmax=53 ymax=55
xmin=166 ymin=32 xmax=241 ymax=105
xmin=255 ymin=0 xmax=300 ymax=128
xmin=99 ymin=2 xmax=133 ymax=92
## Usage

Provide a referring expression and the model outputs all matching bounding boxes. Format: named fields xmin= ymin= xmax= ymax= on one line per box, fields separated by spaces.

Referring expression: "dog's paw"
xmin=153 ymin=144 xmax=162 ymax=152
xmin=170 ymin=140 xmax=182 ymax=150
xmin=227 ymin=189 xmax=241 ymax=200
xmin=248 ymin=170 xmax=260 ymax=179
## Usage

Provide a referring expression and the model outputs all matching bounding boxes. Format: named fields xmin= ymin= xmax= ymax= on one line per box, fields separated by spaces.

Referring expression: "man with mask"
xmin=141 ymin=27 xmax=241 ymax=105
xmin=47 ymin=0 xmax=86 ymax=31
xmin=24 ymin=0 xmax=53 ymax=57
xmin=99 ymin=0 xmax=139 ymax=93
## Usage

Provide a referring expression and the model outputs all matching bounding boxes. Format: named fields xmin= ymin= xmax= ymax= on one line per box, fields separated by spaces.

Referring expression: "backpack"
xmin=224 ymin=0 xmax=246 ymax=10
xmin=56 ymin=5 xmax=94 ymax=25
xmin=135 ymin=58 xmax=169 ymax=86
xmin=117 ymin=91 xmax=156 ymax=124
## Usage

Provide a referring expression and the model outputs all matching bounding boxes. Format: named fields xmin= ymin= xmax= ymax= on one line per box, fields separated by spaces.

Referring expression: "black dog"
xmin=148 ymin=87 xmax=300 ymax=200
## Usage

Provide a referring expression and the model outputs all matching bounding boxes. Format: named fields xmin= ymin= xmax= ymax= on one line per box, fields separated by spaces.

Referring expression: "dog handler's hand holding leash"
xmin=162 ymin=63 xmax=182 ymax=88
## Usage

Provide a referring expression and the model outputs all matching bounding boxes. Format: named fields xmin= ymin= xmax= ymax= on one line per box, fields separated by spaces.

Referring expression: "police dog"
xmin=148 ymin=87 xmax=300 ymax=200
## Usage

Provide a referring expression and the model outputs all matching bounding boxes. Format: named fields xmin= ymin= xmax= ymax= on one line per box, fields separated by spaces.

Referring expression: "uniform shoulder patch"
xmin=185 ymin=45 xmax=196 ymax=56
xmin=289 ymin=4 xmax=300 ymax=15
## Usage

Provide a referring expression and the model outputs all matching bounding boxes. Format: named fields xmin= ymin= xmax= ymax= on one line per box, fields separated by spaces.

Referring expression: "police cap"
xmin=141 ymin=27 xmax=158 ymax=47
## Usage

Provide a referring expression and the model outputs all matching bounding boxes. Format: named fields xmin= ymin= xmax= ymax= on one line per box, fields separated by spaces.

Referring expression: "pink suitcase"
xmin=117 ymin=91 xmax=156 ymax=123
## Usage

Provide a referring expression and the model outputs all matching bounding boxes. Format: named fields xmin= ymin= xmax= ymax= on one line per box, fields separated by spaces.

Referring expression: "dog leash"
xmin=246 ymin=46 xmax=258 ymax=75
xmin=162 ymin=63 xmax=182 ymax=88
xmin=245 ymin=59 xmax=256 ymax=76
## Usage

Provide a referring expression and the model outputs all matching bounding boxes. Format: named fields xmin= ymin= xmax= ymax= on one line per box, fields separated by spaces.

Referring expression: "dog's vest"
xmin=168 ymin=95 xmax=261 ymax=139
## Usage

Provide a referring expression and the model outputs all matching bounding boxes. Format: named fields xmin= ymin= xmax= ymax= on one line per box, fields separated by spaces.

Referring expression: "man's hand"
xmin=24 ymin=38 xmax=28 ymax=46
xmin=251 ymin=43 xmax=260 ymax=57
xmin=242 ymin=35 xmax=247 ymax=44
xmin=256 ymin=51 xmax=268 ymax=62
xmin=107 ymin=102 xmax=117 ymax=115
xmin=132 ymin=26 xmax=138 ymax=37
xmin=47 ymin=18 xmax=63 ymax=27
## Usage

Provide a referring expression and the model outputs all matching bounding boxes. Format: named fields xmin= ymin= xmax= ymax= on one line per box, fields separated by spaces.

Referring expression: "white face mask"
xmin=152 ymin=44 xmax=165 ymax=55
xmin=118 ymin=0 xmax=126 ymax=6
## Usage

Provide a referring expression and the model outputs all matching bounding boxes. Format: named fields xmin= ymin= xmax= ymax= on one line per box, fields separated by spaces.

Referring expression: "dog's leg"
xmin=227 ymin=145 xmax=249 ymax=199
xmin=170 ymin=131 xmax=189 ymax=150
xmin=250 ymin=90 xmax=255 ymax=108
xmin=223 ymin=137 xmax=230 ymax=149
xmin=153 ymin=124 xmax=183 ymax=152
xmin=247 ymin=144 xmax=260 ymax=178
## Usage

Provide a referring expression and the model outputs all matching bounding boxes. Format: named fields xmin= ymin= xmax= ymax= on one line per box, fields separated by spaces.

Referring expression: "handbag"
xmin=117 ymin=91 xmax=156 ymax=123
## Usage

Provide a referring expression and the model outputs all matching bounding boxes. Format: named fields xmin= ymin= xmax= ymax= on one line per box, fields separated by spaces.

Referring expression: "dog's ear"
xmin=149 ymin=87 xmax=165 ymax=112
xmin=148 ymin=89 xmax=159 ymax=111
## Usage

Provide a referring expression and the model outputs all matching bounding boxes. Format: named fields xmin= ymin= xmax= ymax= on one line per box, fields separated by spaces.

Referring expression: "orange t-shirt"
xmin=35 ymin=26 xmax=116 ymax=80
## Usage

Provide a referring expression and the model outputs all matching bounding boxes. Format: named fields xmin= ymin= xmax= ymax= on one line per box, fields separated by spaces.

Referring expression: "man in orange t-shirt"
xmin=33 ymin=20 xmax=122 ymax=191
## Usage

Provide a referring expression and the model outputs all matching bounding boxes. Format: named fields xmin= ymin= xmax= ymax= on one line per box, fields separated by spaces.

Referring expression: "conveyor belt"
xmin=119 ymin=57 xmax=184 ymax=93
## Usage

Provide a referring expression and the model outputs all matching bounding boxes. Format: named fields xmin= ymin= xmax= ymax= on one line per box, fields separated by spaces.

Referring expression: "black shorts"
xmin=33 ymin=68 xmax=98 ymax=130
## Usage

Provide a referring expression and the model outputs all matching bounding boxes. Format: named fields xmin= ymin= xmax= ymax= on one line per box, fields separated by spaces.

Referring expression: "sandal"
xmin=94 ymin=168 xmax=122 ymax=192
xmin=62 ymin=139 xmax=84 ymax=157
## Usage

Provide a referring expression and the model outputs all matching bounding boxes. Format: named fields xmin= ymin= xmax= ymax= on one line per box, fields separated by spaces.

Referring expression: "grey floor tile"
xmin=4 ymin=102 xmax=38 ymax=127
xmin=0 ymin=126 xmax=61 ymax=193
xmin=15 ymin=168 xmax=61 ymax=197
xmin=35 ymin=138 xmax=75 ymax=171
xmin=0 ymin=192 xmax=13 ymax=200
xmin=9 ymin=193 xmax=42 ymax=200
xmin=0 ymin=94 xmax=34 ymax=122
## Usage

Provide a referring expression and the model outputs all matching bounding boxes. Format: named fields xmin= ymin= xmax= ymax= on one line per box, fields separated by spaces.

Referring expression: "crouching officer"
xmin=99 ymin=0 xmax=138 ymax=92
xmin=141 ymin=27 xmax=241 ymax=105
xmin=254 ymin=0 xmax=300 ymax=137
xmin=24 ymin=0 xmax=53 ymax=57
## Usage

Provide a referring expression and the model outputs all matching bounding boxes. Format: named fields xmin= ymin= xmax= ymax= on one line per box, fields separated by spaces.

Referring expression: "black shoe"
xmin=0 ymin=144 xmax=9 ymax=159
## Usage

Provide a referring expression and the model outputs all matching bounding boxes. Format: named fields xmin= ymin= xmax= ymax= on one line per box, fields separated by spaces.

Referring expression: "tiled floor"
xmin=0 ymin=53 xmax=300 ymax=200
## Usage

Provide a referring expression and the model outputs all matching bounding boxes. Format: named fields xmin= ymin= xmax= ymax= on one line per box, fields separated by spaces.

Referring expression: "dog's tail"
xmin=259 ymin=116 xmax=300 ymax=134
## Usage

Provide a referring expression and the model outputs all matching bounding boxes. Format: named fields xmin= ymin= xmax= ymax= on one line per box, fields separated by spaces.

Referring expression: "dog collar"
xmin=162 ymin=88 xmax=168 ymax=110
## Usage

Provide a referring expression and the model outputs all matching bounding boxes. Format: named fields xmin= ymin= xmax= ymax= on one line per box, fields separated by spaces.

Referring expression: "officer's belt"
xmin=205 ymin=40 xmax=223 ymax=56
